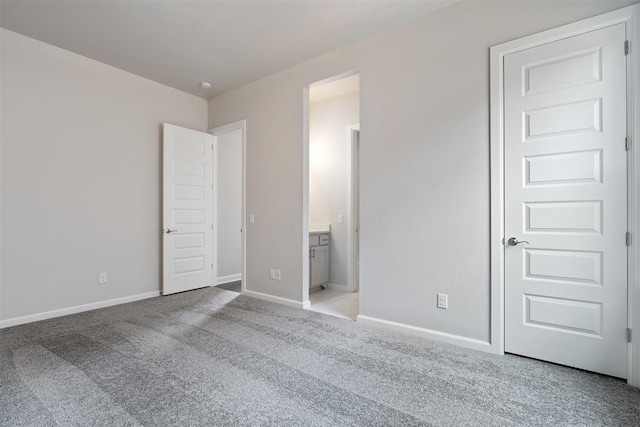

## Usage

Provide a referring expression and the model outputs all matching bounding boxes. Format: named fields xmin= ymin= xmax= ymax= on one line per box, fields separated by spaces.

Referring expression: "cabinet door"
xmin=311 ymin=245 xmax=329 ymax=286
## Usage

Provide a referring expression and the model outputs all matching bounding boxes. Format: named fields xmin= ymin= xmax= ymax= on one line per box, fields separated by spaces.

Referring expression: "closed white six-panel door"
xmin=162 ymin=123 xmax=213 ymax=295
xmin=504 ymin=24 xmax=628 ymax=378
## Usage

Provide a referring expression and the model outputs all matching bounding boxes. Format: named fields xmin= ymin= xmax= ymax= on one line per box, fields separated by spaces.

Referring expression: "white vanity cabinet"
xmin=310 ymin=233 xmax=330 ymax=288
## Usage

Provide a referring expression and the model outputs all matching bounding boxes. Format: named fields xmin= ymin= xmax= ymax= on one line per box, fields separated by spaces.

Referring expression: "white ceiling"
xmin=0 ymin=0 xmax=456 ymax=99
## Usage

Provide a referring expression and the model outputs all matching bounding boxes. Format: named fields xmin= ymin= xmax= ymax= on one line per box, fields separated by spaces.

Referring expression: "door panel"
xmin=162 ymin=123 xmax=213 ymax=295
xmin=504 ymin=24 xmax=628 ymax=378
xmin=311 ymin=246 xmax=329 ymax=286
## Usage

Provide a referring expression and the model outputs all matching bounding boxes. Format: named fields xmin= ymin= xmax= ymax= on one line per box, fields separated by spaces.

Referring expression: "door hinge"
xmin=625 ymin=40 xmax=629 ymax=55
xmin=626 ymin=136 xmax=631 ymax=151
xmin=627 ymin=328 xmax=632 ymax=343
xmin=626 ymin=232 xmax=632 ymax=246
xmin=211 ymin=143 xmax=214 ymax=150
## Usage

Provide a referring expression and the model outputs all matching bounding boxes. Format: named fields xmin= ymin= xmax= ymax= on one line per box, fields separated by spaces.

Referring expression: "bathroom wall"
xmin=309 ymin=91 xmax=359 ymax=287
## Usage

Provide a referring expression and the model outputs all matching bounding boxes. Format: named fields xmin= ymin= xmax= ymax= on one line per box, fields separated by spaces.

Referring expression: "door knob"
xmin=163 ymin=229 xmax=178 ymax=234
xmin=507 ymin=237 xmax=529 ymax=246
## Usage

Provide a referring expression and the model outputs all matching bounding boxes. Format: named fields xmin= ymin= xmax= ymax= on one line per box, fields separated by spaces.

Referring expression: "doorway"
xmin=490 ymin=5 xmax=639 ymax=383
xmin=304 ymin=73 xmax=360 ymax=320
xmin=211 ymin=120 xmax=247 ymax=294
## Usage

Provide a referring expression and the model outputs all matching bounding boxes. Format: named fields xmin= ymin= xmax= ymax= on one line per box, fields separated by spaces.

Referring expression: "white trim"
xmin=309 ymin=70 xmax=359 ymax=89
xmin=490 ymin=4 xmax=640 ymax=383
xmin=216 ymin=274 xmax=241 ymax=285
xmin=629 ymin=4 xmax=640 ymax=388
xmin=302 ymin=86 xmax=311 ymax=304
xmin=209 ymin=120 xmax=247 ymax=295
xmin=327 ymin=282 xmax=350 ymax=292
xmin=357 ymin=315 xmax=492 ymax=353
xmin=244 ymin=290 xmax=310 ymax=309
xmin=346 ymin=123 xmax=360 ymax=293
xmin=0 ymin=291 xmax=160 ymax=329
xmin=212 ymin=133 xmax=219 ymax=288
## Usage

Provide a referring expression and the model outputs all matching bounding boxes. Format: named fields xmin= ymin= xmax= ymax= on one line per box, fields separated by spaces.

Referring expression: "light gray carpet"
xmin=1 ymin=287 xmax=639 ymax=426
xmin=215 ymin=280 xmax=241 ymax=293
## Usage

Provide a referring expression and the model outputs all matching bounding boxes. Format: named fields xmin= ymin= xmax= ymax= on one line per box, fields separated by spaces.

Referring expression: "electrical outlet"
xmin=437 ymin=293 xmax=448 ymax=309
xmin=269 ymin=268 xmax=276 ymax=280
xmin=99 ymin=272 xmax=108 ymax=284
xmin=275 ymin=269 xmax=281 ymax=280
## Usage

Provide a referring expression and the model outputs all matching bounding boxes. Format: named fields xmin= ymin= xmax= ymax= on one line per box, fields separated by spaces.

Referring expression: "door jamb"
xmin=490 ymin=4 xmax=639 ymax=386
xmin=209 ymin=120 xmax=247 ymax=294
xmin=347 ymin=123 xmax=360 ymax=293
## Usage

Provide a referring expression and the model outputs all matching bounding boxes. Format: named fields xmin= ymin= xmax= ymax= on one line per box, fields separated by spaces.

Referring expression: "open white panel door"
xmin=162 ymin=123 xmax=213 ymax=295
xmin=504 ymin=24 xmax=628 ymax=378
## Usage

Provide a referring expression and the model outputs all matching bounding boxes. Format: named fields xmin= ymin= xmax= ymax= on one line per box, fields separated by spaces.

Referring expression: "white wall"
xmin=310 ymin=91 xmax=359 ymax=287
xmin=208 ymin=0 xmax=638 ymax=342
xmin=0 ymin=29 xmax=207 ymax=322
xmin=215 ymin=129 xmax=242 ymax=281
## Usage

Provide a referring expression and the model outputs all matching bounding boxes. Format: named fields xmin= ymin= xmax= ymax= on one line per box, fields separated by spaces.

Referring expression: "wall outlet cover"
xmin=437 ymin=293 xmax=448 ymax=309
xmin=99 ymin=272 xmax=108 ymax=284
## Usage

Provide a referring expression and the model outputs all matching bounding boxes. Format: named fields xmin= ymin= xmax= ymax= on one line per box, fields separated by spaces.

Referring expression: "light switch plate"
xmin=338 ymin=215 xmax=344 ymax=224
xmin=99 ymin=272 xmax=108 ymax=284
xmin=249 ymin=214 xmax=255 ymax=224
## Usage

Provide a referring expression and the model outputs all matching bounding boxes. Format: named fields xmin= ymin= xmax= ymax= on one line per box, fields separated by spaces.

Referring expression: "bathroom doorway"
xmin=305 ymin=73 xmax=360 ymax=320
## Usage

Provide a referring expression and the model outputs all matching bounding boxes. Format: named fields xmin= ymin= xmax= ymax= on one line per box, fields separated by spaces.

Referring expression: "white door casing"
xmin=210 ymin=120 xmax=247 ymax=294
xmin=347 ymin=123 xmax=360 ymax=293
xmin=162 ymin=123 xmax=213 ymax=295
xmin=503 ymin=24 xmax=628 ymax=378
xmin=353 ymin=128 xmax=360 ymax=291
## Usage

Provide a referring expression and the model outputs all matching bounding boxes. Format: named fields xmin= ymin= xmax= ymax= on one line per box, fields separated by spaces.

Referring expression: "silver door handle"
xmin=163 ymin=229 xmax=178 ymax=234
xmin=507 ymin=237 xmax=529 ymax=246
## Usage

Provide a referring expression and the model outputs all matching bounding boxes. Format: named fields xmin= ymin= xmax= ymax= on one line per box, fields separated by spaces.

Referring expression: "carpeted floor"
xmin=1 ymin=287 xmax=639 ymax=426
xmin=215 ymin=280 xmax=241 ymax=293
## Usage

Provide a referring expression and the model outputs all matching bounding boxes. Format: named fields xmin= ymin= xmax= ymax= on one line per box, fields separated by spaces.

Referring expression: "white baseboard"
xmin=216 ymin=274 xmax=241 ymax=285
xmin=356 ymin=314 xmax=492 ymax=353
xmin=243 ymin=290 xmax=307 ymax=309
xmin=327 ymin=282 xmax=354 ymax=292
xmin=0 ymin=291 xmax=161 ymax=329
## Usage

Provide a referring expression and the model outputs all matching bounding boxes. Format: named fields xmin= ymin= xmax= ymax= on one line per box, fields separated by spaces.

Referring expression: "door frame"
xmin=209 ymin=120 xmax=247 ymax=294
xmin=490 ymin=4 xmax=640 ymax=386
xmin=303 ymin=70 xmax=359 ymax=306
xmin=347 ymin=123 xmax=360 ymax=293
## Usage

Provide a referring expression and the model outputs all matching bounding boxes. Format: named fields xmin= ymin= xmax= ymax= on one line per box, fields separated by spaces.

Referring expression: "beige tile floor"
xmin=308 ymin=288 xmax=359 ymax=320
